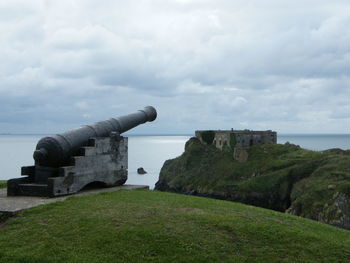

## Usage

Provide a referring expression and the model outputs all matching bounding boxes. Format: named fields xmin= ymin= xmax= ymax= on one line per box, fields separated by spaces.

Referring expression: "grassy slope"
xmin=157 ymin=138 xmax=325 ymax=198
xmin=0 ymin=190 xmax=350 ymax=263
xmin=157 ymin=138 xmax=350 ymax=226
xmin=0 ymin=180 xmax=6 ymax=189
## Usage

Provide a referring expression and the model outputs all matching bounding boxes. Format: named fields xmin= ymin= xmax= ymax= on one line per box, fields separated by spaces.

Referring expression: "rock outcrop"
xmin=137 ymin=167 xmax=147 ymax=174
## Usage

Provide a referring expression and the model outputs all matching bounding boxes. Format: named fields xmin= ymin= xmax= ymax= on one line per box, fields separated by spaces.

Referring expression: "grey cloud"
xmin=1 ymin=0 xmax=350 ymax=134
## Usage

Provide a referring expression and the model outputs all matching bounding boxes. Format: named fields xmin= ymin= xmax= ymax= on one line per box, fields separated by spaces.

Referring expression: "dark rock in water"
xmin=137 ymin=167 xmax=147 ymax=174
xmin=155 ymin=136 xmax=350 ymax=230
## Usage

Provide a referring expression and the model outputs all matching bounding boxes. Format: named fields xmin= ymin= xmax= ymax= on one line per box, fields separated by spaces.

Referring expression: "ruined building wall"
xmin=196 ymin=130 xmax=277 ymax=150
xmin=196 ymin=129 xmax=277 ymax=162
xmin=213 ymin=132 xmax=231 ymax=150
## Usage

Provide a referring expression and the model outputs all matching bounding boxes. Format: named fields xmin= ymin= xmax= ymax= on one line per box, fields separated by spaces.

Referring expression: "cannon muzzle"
xmin=33 ymin=106 xmax=157 ymax=167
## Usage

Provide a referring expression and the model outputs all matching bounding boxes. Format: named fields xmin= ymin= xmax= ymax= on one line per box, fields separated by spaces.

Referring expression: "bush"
xmin=200 ymin=131 xmax=215 ymax=145
xmin=0 ymin=181 xmax=6 ymax=189
xmin=230 ymin=133 xmax=237 ymax=149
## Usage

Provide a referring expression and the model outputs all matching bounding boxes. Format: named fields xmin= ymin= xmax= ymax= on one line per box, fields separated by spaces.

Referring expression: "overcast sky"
xmin=1 ymin=0 xmax=350 ymax=134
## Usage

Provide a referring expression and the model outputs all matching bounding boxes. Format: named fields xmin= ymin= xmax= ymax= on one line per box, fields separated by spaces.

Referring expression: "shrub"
xmin=230 ymin=133 xmax=237 ymax=149
xmin=200 ymin=131 xmax=215 ymax=145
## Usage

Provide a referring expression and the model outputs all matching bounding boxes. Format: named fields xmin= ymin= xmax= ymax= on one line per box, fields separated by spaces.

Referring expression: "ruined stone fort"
xmin=195 ymin=129 xmax=277 ymax=162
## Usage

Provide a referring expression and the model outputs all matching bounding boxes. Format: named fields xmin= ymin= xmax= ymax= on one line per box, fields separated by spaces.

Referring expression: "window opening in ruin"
xmin=249 ymin=139 xmax=253 ymax=146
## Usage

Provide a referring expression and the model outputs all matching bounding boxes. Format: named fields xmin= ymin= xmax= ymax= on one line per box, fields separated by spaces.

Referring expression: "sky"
xmin=1 ymin=0 xmax=350 ymax=135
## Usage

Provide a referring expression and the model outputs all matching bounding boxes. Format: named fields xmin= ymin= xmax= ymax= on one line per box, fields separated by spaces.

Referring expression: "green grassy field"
xmin=0 ymin=190 xmax=349 ymax=263
xmin=0 ymin=180 xmax=6 ymax=189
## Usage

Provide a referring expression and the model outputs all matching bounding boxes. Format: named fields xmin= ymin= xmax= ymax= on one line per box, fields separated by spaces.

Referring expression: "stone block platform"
xmin=0 ymin=185 xmax=149 ymax=215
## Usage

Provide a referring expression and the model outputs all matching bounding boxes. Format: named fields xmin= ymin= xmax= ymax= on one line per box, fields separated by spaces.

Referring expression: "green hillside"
xmin=0 ymin=190 xmax=349 ymax=263
xmin=156 ymin=137 xmax=350 ymax=229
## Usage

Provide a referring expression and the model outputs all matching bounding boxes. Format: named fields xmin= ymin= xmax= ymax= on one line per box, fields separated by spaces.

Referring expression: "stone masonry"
xmin=195 ymin=129 xmax=277 ymax=162
xmin=7 ymin=135 xmax=128 ymax=197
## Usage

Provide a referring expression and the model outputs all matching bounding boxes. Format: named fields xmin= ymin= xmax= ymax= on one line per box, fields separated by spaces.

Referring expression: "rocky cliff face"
xmin=155 ymin=137 xmax=350 ymax=230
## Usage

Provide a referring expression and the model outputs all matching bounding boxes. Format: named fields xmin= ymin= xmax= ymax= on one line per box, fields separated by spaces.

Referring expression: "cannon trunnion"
xmin=7 ymin=106 xmax=157 ymax=197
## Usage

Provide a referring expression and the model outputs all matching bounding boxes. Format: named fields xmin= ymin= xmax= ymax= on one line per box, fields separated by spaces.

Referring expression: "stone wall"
xmin=213 ymin=132 xmax=231 ymax=150
xmin=196 ymin=129 xmax=277 ymax=151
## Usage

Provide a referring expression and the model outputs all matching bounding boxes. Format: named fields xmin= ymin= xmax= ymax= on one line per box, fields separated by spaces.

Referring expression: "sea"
xmin=1 ymin=134 xmax=350 ymax=189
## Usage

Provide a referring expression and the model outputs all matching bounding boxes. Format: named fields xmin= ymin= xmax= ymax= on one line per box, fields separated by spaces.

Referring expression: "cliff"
xmin=155 ymin=137 xmax=350 ymax=230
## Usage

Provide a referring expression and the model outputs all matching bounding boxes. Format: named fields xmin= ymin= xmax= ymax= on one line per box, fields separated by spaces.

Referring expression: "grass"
xmin=157 ymin=138 xmax=323 ymax=201
xmin=0 ymin=180 xmax=6 ymax=189
xmin=0 ymin=190 xmax=349 ymax=263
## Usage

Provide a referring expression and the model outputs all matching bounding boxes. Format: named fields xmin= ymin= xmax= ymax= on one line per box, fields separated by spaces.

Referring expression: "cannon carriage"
xmin=7 ymin=106 xmax=157 ymax=197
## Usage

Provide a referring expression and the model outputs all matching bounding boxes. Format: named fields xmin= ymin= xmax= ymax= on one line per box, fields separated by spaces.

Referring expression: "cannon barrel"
xmin=33 ymin=106 xmax=157 ymax=167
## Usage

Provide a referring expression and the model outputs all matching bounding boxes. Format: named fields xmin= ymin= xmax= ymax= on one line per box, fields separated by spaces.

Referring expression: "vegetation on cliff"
xmin=1 ymin=190 xmax=350 ymax=262
xmin=155 ymin=137 xmax=350 ymax=229
xmin=0 ymin=181 xmax=6 ymax=189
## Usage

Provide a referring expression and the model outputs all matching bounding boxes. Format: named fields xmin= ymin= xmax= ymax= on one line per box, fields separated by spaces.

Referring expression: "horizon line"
xmin=2 ymin=133 xmax=350 ymax=136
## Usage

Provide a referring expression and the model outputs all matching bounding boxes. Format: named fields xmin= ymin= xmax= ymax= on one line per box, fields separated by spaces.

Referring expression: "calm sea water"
xmin=0 ymin=134 xmax=350 ymax=188
xmin=0 ymin=135 xmax=189 ymax=189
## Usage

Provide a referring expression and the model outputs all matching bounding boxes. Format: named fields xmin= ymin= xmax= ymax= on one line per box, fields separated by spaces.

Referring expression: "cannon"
xmin=7 ymin=106 xmax=157 ymax=197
